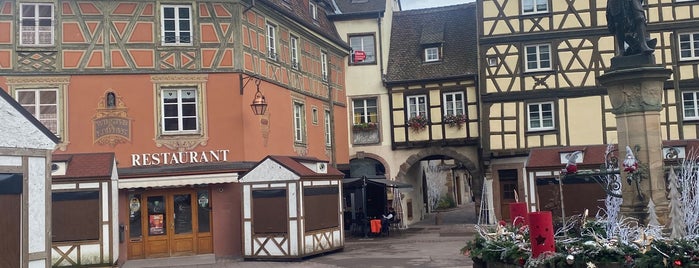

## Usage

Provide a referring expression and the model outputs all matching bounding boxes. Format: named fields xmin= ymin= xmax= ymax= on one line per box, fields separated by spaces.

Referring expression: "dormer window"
xmin=420 ymin=22 xmax=444 ymax=63
xmin=309 ymin=2 xmax=318 ymax=20
xmin=424 ymin=46 xmax=440 ymax=62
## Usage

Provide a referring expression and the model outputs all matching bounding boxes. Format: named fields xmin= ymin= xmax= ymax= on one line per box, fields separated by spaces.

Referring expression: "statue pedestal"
xmin=598 ymin=65 xmax=672 ymax=225
xmin=610 ymin=54 xmax=655 ymax=70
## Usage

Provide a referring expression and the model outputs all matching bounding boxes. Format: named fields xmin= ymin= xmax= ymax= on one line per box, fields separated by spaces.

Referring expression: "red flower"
xmin=674 ymin=260 xmax=682 ymax=266
xmin=518 ymin=257 xmax=526 ymax=266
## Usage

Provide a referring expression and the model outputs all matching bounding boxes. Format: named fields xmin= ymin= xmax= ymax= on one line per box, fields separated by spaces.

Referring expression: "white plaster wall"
xmin=0 ymin=155 xmax=22 ymax=166
xmin=239 ymin=159 xmax=299 ymax=182
xmin=28 ymin=260 xmax=46 ymax=268
xmin=110 ymin=168 xmax=119 ymax=262
xmin=28 ymin=157 xmax=46 ymax=253
xmin=0 ymin=98 xmax=56 ymax=150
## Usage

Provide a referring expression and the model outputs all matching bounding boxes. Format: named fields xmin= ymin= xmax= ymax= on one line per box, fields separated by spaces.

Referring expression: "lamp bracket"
xmin=240 ymin=73 xmax=261 ymax=95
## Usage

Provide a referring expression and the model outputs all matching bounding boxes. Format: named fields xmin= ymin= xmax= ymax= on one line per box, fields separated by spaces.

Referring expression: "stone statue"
xmin=606 ymin=0 xmax=656 ymax=56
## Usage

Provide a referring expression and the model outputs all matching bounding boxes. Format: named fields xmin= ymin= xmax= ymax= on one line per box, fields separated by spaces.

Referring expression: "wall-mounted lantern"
xmin=240 ymin=74 xmax=267 ymax=115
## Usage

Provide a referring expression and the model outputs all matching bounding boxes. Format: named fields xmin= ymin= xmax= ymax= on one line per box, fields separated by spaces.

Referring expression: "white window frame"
xmin=309 ymin=2 xmax=318 ymax=20
xmin=321 ymin=51 xmax=328 ymax=81
xmin=425 ymin=47 xmax=440 ymax=62
xmin=527 ymin=102 xmax=555 ymax=131
xmin=267 ymin=23 xmax=277 ymax=60
xmin=682 ymin=91 xmax=699 ymax=120
xmin=324 ymin=109 xmax=332 ymax=147
xmin=679 ymin=32 xmax=699 ymax=61
xmin=15 ymin=88 xmax=60 ymax=135
xmin=525 ymin=44 xmax=552 ymax=72
xmin=161 ymin=88 xmax=199 ymax=133
xmin=443 ymin=92 xmax=465 ymax=116
xmin=20 ymin=3 xmax=54 ymax=46
xmin=407 ymin=95 xmax=427 ymax=119
xmin=293 ymin=101 xmax=306 ymax=143
xmin=290 ymin=35 xmax=299 ymax=69
xmin=352 ymin=98 xmax=378 ymax=124
xmin=522 ymin=0 xmax=548 ymax=14
xmin=349 ymin=35 xmax=376 ymax=64
xmin=161 ymin=5 xmax=192 ymax=45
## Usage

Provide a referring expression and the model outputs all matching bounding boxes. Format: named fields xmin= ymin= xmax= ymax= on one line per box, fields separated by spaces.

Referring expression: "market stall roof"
xmin=343 ymin=175 xmax=413 ymax=189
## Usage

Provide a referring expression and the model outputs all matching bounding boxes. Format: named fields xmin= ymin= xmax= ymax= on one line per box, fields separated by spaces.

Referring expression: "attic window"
xmin=425 ymin=46 xmax=440 ymax=62
xmin=309 ymin=2 xmax=318 ymax=20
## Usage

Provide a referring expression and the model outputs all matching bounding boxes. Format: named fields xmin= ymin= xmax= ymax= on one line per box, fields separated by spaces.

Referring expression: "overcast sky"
xmin=401 ymin=0 xmax=475 ymax=10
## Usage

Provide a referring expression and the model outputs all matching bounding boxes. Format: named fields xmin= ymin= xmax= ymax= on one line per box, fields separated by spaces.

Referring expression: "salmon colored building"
xmin=0 ymin=0 xmax=349 ymax=265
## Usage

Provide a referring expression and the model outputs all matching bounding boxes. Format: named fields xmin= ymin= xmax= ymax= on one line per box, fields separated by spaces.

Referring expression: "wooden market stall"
xmin=0 ymin=88 xmax=59 ymax=268
xmin=239 ymin=155 xmax=344 ymax=260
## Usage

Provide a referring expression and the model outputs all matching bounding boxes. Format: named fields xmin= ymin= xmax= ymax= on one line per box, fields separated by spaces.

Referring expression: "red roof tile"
xmin=52 ymin=152 xmax=115 ymax=180
xmin=267 ymin=155 xmax=344 ymax=177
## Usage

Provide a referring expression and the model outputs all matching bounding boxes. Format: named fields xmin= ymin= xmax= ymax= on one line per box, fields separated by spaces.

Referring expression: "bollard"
xmin=435 ymin=212 xmax=442 ymax=225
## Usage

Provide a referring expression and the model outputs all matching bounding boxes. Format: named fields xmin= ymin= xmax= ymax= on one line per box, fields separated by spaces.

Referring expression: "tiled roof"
xmin=527 ymin=145 xmax=610 ymax=169
xmin=267 ymin=155 xmax=344 ymax=177
xmin=52 ymin=153 xmax=115 ymax=180
xmin=385 ymin=3 xmax=478 ymax=83
xmin=527 ymin=140 xmax=699 ymax=169
xmin=260 ymin=0 xmax=347 ymax=49
xmin=332 ymin=0 xmax=385 ymax=14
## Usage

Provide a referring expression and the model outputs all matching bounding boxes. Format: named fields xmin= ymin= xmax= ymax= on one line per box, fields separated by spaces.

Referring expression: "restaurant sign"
xmin=131 ymin=149 xmax=230 ymax=167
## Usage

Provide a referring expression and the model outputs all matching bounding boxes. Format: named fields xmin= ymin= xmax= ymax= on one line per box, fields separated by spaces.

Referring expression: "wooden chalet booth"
xmin=50 ymin=153 xmax=119 ymax=266
xmin=239 ymin=155 xmax=345 ymax=260
xmin=0 ymin=89 xmax=59 ymax=268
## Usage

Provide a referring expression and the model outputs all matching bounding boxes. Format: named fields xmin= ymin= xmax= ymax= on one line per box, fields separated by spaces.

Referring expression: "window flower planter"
xmin=443 ymin=114 xmax=467 ymax=129
xmin=407 ymin=115 xmax=428 ymax=132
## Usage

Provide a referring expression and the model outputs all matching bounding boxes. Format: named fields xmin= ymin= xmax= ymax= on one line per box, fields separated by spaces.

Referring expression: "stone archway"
xmin=395 ymin=147 xmax=481 ymax=183
xmin=394 ymin=147 xmax=481 ymax=225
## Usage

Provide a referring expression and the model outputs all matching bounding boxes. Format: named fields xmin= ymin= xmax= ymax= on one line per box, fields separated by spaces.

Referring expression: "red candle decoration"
xmin=529 ymin=211 xmax=555 ymax=258
xmin=508 ymin=202 xmax=528 ymax=226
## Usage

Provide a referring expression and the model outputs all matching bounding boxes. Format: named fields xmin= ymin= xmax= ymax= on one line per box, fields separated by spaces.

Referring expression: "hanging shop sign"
xmin=131 ymin=149 xmax=230 ymax=167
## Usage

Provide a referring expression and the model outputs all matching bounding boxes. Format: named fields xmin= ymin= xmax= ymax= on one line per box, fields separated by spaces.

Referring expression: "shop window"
xmin=252 ymin=189 xmax=288 ymax=233
xmin=52 ymin=191 xmax=100 ymax=242
xmin=304 ymin=187 xmax=339 ymax=231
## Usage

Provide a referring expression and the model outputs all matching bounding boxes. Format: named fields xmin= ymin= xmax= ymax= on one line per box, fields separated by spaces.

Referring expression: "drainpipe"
xmin=328 ymin=64 xmax=336 ymax=167
xmin=377 ymin=13 xmax=384 ymax=75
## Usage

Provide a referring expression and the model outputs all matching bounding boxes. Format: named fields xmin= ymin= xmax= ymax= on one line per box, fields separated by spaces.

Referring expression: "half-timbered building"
xmin=477 ymin=0 xmax=699 ymax=222
xmin=384 ymin=3 xmax=480 ymax=226
xmin=328 ymin=0 xmax=409 ymax=230
xmin=0 ymin=0 xmax=349 ymax=264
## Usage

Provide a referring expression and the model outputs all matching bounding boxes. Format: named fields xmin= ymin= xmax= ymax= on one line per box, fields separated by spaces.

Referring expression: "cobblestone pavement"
xmin=122 ymin=202 xmax=478 ymax=268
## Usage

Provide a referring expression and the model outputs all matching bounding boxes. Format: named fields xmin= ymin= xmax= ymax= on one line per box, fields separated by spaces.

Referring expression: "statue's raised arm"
xmin=606 ymin=0 xmax=656 ymax=56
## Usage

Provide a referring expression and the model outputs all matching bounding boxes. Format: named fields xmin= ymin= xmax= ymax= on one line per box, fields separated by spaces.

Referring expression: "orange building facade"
xmin=0 ymin=0 xmax=349 ymax=265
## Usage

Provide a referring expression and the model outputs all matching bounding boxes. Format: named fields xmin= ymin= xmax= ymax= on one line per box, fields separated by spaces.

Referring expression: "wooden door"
xmin=144 ymin=191 xmax=197 ymax=258
xmin=498 ymin=169 xmax=518 ymax=222
xmin=171 ymin=193 xmax=195 ymax=256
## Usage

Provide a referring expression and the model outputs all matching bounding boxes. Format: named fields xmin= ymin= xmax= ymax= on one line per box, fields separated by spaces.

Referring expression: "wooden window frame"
xmin=349 ymin=34 xmax=377 ymax=65
xmin=527 ymin=101 xmax=555 ymax=131
xmin=521 ymin=0 xmax=549 ymax=15
xmin=682 ymin=91 xmax=699 ymax=120
xmin=679 ymin=32 xmax=699 ymax=61
xmin=442 ymin=92 xmax=465 ymax=116
xmin=407 ymin=95 xmax=428 ymax=118
xmin=524 ymin=43 xmax=552 ymax=72
xmin=161 ymin=5 xmax=193 ymax=46
xmin=20 ymin=3 xmax=54 ymax=46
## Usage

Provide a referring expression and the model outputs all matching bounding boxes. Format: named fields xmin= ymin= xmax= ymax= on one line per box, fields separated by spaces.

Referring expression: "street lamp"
xmin=240 ymin=73 xmax=268 ymax=116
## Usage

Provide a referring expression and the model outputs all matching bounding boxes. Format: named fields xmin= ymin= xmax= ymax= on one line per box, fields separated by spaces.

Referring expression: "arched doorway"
xmin=395 ymin=148 xmax=480 ymax=226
